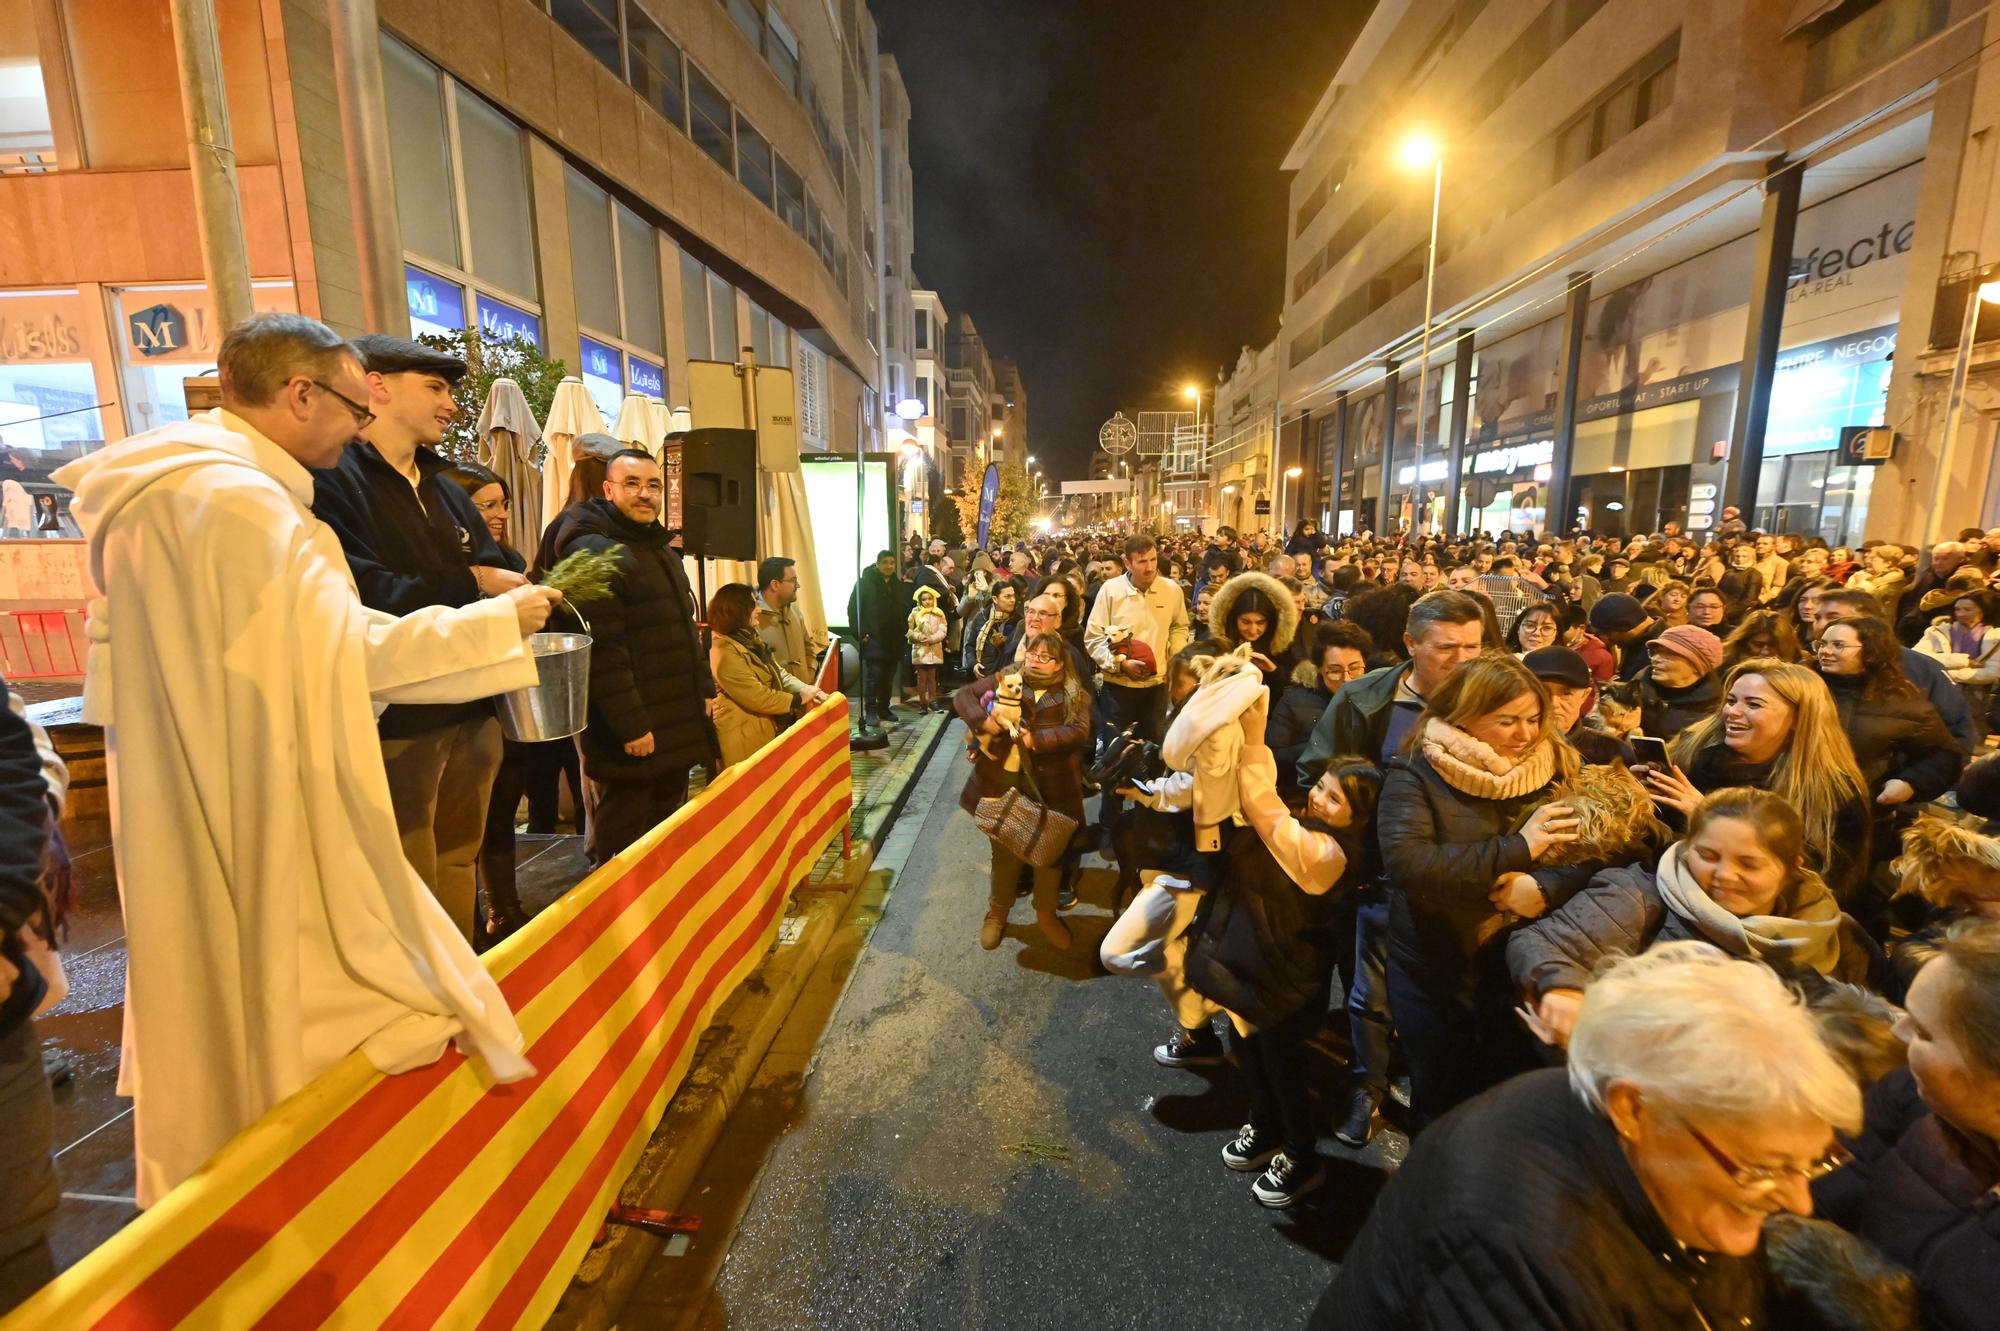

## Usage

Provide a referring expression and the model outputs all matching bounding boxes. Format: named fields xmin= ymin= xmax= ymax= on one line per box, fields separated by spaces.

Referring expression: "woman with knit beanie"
xmin=1376 ymin=652 xmax=1584 ymax=1126
xmin=954 ymin=633 xmax=1093 ymax=951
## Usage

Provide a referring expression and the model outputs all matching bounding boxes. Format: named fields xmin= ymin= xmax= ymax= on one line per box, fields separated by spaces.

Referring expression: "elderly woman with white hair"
xmin=1309 ymin=943 xmax=1862 ymax=1330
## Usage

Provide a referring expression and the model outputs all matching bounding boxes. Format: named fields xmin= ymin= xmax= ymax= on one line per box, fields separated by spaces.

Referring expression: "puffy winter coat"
xmin=1506 ymin=863 xmax=1873 ymax=998
xmin=906 ymin=607 xmax=947 ymax=665
xmin=1635 ymin=670 xmax=1720 ymax=743
xmin=846 ymin=566 xmax=905 ymax=659
xmin=953 ymin=670 xmax=1092 ymax=824
xmin=1268 ymin=659 xmax=1332 ymax=796
xmin=1813 ymin=1066 xmax=2000 ymax=1331
xmin=1378 ymin=752 xmax=1587 ymax=1002
xmin=1819 ymin=673 xmax=1964 ymax=802
xmin=555 ymin=499 xmax=716 ymax=780
xmin=1916 ymin=616 xmax=2000 ymax=685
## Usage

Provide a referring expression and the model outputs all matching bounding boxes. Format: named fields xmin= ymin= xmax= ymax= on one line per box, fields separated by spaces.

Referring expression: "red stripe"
xmin=406 ymin=799 xmax=847 ymax=1329
xmin=104 ymin=723 xmax=847 ymax=1328
xmin=243 ymin=767 xmax=848 ymax=1330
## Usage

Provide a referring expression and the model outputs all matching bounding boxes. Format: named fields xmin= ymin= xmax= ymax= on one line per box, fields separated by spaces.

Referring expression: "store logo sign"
xmin=0 ymin=311 xmax=82 ymax=360
xmin=128 ymin=303 xmax=192 ymax=358
xmin=1788 ymin=220 xmax=1914 ymax=301
xmin=628 ymin=359 xmax=664 ymax=397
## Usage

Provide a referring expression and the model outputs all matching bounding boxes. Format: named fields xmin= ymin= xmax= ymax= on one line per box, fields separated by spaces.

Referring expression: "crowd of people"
xmin=921 ymin=516 xmax=1999 ymax=1330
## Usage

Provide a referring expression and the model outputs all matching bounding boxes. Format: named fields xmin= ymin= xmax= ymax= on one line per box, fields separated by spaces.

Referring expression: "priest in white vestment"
xmin=53 ymin=313 xmax=563 ymax=1207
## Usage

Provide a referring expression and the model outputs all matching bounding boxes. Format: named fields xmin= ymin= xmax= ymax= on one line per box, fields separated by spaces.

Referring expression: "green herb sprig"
xmin=542 ymin=546 xmax=624 ymax=605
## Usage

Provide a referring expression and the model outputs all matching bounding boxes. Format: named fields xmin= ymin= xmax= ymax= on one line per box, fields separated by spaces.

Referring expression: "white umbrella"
xmin=475 ymin=376 xmax=543 ymax=557
xmin=610 ymin=393 xmax=655 ymax=456
xmin=540 ymin=377 xmax=604 ymax=536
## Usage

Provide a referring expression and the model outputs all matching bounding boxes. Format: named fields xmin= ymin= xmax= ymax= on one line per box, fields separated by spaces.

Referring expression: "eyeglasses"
xmin=472 ymin=497 xmax=509 ymax=514
xmin=1685 ymin=1122 xmax=1851 ymax=1193
xmin=613 ymin=480 xmax=666 ymax=497
xmin=311 ymin=380 xmax=375 ymax=429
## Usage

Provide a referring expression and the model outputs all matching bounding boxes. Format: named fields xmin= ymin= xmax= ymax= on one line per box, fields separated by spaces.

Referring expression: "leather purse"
xmin=972 ymin=753 xmax=1078 ymax=869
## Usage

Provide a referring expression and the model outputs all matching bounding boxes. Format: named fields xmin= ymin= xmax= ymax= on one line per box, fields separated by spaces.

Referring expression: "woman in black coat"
xmin=1208 ymin=571 xmax=1301 ymax=699
xmin=1814 ymin=922 xmax=2000 ymax=1331
xmin=1813 ymin=616 xmax=1965 ymax=807
xmin=1377 ymin=653 xmax=1585 ymax=1126
xmin=1267 ymin=621 xmax=1373 ymax=800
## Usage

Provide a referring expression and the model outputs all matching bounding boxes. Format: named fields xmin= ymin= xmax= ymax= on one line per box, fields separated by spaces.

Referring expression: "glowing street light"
xmin=1398 ymin=127 xmax=1446 ymax=536
xmin=1397 ymin=132 xmax=1441 ymax=171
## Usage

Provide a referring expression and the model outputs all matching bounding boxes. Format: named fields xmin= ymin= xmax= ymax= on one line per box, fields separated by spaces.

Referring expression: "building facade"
xmin=944 ymin=309 xmax=993 ymax=488
xmin=1211 ymin=339 xmax=1279 ymax=535
xmin=0 ymin=0 xmax=915 ymax=502
xmin=1278 ymin=0 xmax=1981 ymax=546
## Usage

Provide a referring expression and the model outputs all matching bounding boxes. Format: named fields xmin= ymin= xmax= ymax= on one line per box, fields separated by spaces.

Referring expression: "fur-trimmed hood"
xmin=1208 ymin=571 xmax=1298 ymax=652
xmin=1290 ymin=656 xmax=1323 ymax=690
xmin=1893 ymin=813 xmax=2000 ymax=908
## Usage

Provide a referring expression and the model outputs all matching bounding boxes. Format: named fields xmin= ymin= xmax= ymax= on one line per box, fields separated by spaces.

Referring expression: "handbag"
xmin=973 ymin=750 xmax=1078 ymax=869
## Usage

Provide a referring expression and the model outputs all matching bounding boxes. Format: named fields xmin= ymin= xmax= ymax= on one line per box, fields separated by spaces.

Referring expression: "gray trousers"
xmin=0 ymin=1020 xmax=55 ymax=1315
xmin=381 ymin=714 xmax=505 ymax=942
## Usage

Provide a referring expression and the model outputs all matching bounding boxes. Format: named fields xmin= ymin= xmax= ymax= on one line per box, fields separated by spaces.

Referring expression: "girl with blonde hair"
xmin=1645 ymin=659 xmax=1873 ymax=903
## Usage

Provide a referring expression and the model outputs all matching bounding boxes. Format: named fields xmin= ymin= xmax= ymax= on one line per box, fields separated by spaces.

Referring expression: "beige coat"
xmin=711 ymin=631 xmax=808 ymax=766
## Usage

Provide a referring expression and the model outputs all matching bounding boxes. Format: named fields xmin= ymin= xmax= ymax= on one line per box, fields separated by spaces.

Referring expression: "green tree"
xmin=416 ymin=329 xmax=570 ymax=465
xmin=952 ymin=483 xmax=982 ymax=548
xmin=932 ymin=472 xmax=966 ymax=546
xmin=990 ymin=461 xmax=1036 ymax=544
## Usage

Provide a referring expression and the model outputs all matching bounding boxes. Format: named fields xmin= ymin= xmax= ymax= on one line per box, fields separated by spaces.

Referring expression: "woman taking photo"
xmin=708 ymin=583 xmax=826 ymax=768
xmin=1510 ymin=787 xmax=1872 ymax=1048
xmin=955 ymin=633 xmax=1092 ymax=951
xmin=1377 ymin=653 xmax=1582 ymax=1125
xmin=1646 ymin=661 xmax=1873 ymax=905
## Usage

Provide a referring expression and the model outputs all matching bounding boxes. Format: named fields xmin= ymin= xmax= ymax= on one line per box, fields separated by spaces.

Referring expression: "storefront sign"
xmin=1393 ymin=459 xmax=1449 ymax=486
xmin=1838 ymin=425 xmax=1894 ymax=466
xmin=0 ymin=292 xmax=87 ymax=362
xmin=1580 ymin=365 xmax=1741 ymax=422
xmin=1470 ymin=438 xmax=1554 ymax=477
xmin=405 ymin=266 xmax=466 ymax=338
xmin=116 ymin=286 xmax=296 ymax=365
xmin=476 ymin=296 xmax=542 ymax=349
xmin=628 ymin=357 xmax=665 ymax=398
xmin=580 ymin=336 xmax=620 ymax=384
xmin=1765 ymin=324 xmax=1895 ymax=457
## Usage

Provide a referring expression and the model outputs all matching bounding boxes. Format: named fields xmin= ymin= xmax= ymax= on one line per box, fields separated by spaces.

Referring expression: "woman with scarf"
xmin=955 ymin=632 xmax=1093 ymax=951
xmin=1508 ymin=787 xmax=1873 ymax=1049
xmin=708 ymin=583 xmax=827 ymax=768
xmin=1376 ymin=652 xmax=1585 ymax=1126
xmin=967 ymin=578 xmax=1022 ymax=678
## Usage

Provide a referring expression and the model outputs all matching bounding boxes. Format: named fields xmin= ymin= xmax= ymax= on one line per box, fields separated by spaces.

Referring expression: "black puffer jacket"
xmin=1814 ymin=1066 xmax=2000 ymax=1331
xmin=1268 ymin=659 xmax=1332 ymax=798
xmin=554 ymin=499 xmax=715 ymax=780
xmin=1184 ymin=821 xmax=1347 ymax=1031
xmin=1378 ymin=751 xmax=1587 ymax=1001
xmin=846 ymin=565 xmax=904 ymax=658
xmin=1820 ymin=673 xmax=1964 ymax=801
xmin=1636 ymin=670 xmax=1720 ymax=743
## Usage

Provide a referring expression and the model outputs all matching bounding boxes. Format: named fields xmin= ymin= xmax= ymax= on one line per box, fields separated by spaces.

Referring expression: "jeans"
xmin=0 ymin=1021 xmax=56 ymax=1316
xmin=589 ymin=766 xmax=692 ymax=866
xmin=1345 ymin=892 xmax=1393 ymax=1100
xmin=522 ymin=736 xmax=582 ymax=832
xmin=1385 ymin=947 xmax=1535 ymax=1130
xmin=859 ymin=652 xmax=896 ymax=723
xmin=1095 ymin=682 xmax=1169 ymax=844
xmin=380 ymin=714 xmax=505 ymax=943
xmin=1099 ymin=877 xmax=1216 ymax=1029
xmin=1233 ymin=997 xmax=1326 ymax=1161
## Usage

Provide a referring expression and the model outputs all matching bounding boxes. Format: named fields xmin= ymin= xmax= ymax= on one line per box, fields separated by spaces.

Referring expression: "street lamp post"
xmin=1401 ymin=133 xmax=1443 ymax=536
xmin=1183 ymin=383 xmax=1206 ymax=531
xmin=1281 ymin=464 xmax=1304 ymax=532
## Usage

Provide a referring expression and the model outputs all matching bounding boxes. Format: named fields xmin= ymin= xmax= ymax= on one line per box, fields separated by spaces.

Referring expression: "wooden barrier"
xmin=5 ymin=696 xmax=853 ymax=1330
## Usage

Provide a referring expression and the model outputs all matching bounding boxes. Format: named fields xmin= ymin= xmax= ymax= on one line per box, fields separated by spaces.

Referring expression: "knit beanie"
xmin=1646 ymin=625 xmax=1723 ymax=675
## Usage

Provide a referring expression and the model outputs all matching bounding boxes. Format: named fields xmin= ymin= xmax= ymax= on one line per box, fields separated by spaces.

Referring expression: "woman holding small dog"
xmin=955 ymin=633 xmax=1093 ymax=951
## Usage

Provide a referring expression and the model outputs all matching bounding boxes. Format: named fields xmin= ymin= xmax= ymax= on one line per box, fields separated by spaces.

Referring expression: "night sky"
xmin=872 ymin=1 xmax=1372 ymax=480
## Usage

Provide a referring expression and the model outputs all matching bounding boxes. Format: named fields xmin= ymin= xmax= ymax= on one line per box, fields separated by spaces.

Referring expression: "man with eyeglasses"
xmin=755 ymin=554 xmax=822 ymax=684
xmin=556 ymin=449 xmax=717 ymax=864
xmin=311 ymin=335 xmax=528 ymax=943
xmin=54 ymin=312 xmax=557 ymax=1207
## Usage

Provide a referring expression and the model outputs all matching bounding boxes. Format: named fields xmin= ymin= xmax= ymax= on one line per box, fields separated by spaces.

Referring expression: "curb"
xmin=548 ymin=714 xmax=952 ymax=1331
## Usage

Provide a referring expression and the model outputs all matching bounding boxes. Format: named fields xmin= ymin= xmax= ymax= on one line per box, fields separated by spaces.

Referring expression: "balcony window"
xmin=617 ymin=203 xmax=663 ymax=354
xmin=549 ymin=0 xmax=622 ymax=77
xmin=764 ymin=9 xmax=801 ymax=94
xmin=774 ymin=155 xmax=806 ymax=235
xmin=725 ymin=0 xmax=763 ymax=46
xmin=627 ymin=8 xmax=685 ymax=130
xmin=380 ymin=35 xmax=459 ymax=267
xmin=736 ymin=118 xmax=775 ymax=207
xmin=686 ymin=64 xmax=734 ymax=171
xmin=1805 ymin=0 xmax=1948 ymax=100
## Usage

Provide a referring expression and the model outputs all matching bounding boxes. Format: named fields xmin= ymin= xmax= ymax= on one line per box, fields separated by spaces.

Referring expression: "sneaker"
xmin=1152 ymin=1023 xmax=1226 ymax=1068
xmin=1221 ymin=1123 xmax=1281 ymax=1172
xmin=1251 ymin=1152 xmax=1326 ymax=1209
xmin=1334 ymin=1085 xmax=1381 ymax=1148
xmin=1056 ymin=880 xmax=1078 ymax=910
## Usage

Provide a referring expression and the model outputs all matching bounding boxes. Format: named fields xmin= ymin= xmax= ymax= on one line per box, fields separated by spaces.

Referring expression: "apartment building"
xmin=1211 ymin=339 xmax=1279 ymax=535
xmin=945 ymin=309 xmax=993 ymax=488
xmin=1278 ymin=0 xmax=1981 ymax=546
xmin=0 ymin=0 xmax=910 ymax=482
xmin=991 ymin=356 xmax=1027 ymax=472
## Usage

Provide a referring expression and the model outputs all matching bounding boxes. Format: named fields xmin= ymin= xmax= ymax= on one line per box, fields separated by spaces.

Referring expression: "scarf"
xmin=728 ymin=628 xmax=785 ymax=688
xmin=1420 ymin=718 xmax=1556 ymax=801
xmin=1021 ymin=657 xmax=1066 ymax=690
xmin=1652 ymin=843 xmax=1845 ymax=976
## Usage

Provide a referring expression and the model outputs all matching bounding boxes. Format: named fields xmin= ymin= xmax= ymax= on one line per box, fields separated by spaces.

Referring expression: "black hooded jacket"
xmin=554 ymin=499 xmax=715 ymax=780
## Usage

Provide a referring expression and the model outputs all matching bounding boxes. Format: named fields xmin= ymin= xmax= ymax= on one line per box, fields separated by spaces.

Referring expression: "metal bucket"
xmin=497 ymin=632 xmax=591 ymax=741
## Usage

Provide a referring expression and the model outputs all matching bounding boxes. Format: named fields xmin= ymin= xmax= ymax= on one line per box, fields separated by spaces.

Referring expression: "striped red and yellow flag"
xmin=7 ymin=697 xmax=853 ymax=1330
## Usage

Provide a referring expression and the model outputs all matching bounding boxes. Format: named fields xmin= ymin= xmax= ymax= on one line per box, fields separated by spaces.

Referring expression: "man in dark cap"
xmin=311 ymin=333 xmax=525 ymax=943
xmin=1524 ymin=645 xmax=1632 ymax=765
xmin=1587 ymin=592 xmax=1658 ymax=682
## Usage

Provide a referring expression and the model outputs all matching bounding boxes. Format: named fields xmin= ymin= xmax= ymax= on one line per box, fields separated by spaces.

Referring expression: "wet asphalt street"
xmin=653 ymin=724 xmax=1409 ymax=1331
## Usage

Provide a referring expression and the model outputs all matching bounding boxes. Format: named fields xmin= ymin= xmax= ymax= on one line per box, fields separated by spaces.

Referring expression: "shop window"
xmin=381 ymin=35 xmax=460 ymax=267
xmin=579 ymin=335 xmax=624 ymax=423
xmin=735 ymin=118 xmax=775 ymax=208
xmin=627 ymin=7 xmax=685 ymax=130
xmin=456 ymin=87 xmax=538 ymax=300
xmin=405 ymin=265 xmax=467 ymax=340
xmin=686 ymin=63 xmax=734 ymax=172
xmin=549 ymin=0 xmax=622 ymax=77
xmin=617 ymin=205 xmax=663 ymax=355
xmin=708 ymin=270 xmax=739 ymax=360
xmin=628 ymin=356 xmax=664 ymax=398
xmin=679 ymin=251 xmax=712 ymax=361
xmin=774 ymin=155 xmax=807 ymax=235
xmin=0 ymin=290 xmax=103 ymax=460
xmin=113 ymin=283 xmax=297 ymax=432
xmin=567 ymin=168 xmax=619 ymax=335
xmin=475 ymin=294 xmax=542 ymax=350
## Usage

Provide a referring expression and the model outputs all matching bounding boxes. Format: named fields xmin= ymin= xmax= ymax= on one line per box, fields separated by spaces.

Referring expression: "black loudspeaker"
xmin=679 ymin=427 xmax=757 ymax=559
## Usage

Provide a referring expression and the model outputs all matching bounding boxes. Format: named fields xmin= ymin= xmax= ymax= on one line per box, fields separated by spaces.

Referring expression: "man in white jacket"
xmin=55 ymin=313 xmax=561 ymax=1207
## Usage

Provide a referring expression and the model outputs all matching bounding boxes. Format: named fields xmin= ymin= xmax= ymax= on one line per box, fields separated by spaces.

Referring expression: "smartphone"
xmin=1631 ymin=735 xmax=1671 ymax=768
